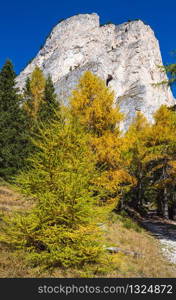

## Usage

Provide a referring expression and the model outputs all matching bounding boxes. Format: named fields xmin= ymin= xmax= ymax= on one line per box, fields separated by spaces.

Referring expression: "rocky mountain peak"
xmin=16 ymin=13 xmax=175 ymax=130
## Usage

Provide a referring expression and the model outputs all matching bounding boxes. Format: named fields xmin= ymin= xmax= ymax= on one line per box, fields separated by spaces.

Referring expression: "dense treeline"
xmin=0 ymin=60 xmax=176 ymax=269
xmin=124 ymin=108 xmax=176 ymax=219
xmin=0 ymin=61 xmax=60 ymax=179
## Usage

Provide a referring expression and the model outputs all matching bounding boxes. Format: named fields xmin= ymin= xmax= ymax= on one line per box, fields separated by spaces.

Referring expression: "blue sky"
xmin=0 ymin=0 xmax=176 ymax=90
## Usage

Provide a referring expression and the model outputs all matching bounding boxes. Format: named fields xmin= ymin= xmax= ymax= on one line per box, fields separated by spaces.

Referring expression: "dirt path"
xmin=142 ymin=219 xmax=176 ymax=264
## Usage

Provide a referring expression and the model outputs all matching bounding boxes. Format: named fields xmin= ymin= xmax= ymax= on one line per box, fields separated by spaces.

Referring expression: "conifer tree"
xmin=0 ymin=60 xmax=28 ymax=179
xmin=38 ymin=74 xmax=59 ymax=123
xmin=1 ymin=114 xmax=107 ymax=268
xmin=22 ymin=70 xmax=61 ymax=165
xmin=23 ymin=77 xmax=32 ymax=100
xmin=23 ymin=71 xmax=60 ymax=127
xmin=23 ymin=66 xmax=45 ymax=120
xmin=70 ymin=71 xmax=133 ymax=205
xmin=70 ymin=71 xmax=122 ymax=136
xmin=124 ymin=112 xmax=151 ymax=209
xmin=146 ymin=105 xmax=176 ymax=218
xmin=165 ymin=63 xmax=176 ymax=87
xmin=124 ymin=106 xmax=176 ymax=219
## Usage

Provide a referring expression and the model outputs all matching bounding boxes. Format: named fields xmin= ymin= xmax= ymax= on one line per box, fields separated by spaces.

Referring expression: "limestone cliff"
xmin=16 ymin=13 xmax=175 ymax=130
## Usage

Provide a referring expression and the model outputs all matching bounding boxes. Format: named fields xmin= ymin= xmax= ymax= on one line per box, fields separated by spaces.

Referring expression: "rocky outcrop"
xmin=16 ymin=13 xmax=175 ymax=130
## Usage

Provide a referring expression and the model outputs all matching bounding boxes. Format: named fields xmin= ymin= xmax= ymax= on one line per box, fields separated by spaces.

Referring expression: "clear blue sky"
xmin=0 ymin=0 xmax=176 ymax=87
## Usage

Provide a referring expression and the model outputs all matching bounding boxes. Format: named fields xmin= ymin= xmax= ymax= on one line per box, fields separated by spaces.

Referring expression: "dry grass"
xmin=0 ymin=184 xmax=31 ymax=213
xmin=0 ymin=181 xmax=176 ymax=278
xmin=104 ymin=214 xmax=176 ymax=277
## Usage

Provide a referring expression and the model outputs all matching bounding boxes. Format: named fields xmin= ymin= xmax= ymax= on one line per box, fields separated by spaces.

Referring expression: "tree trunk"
xmin=138 ymin=168 xmax=143 ymax=208
xmin=162 ymin=162 xmax=169 ymax=219
xmin=138 ymin=181 xmax=143 ymax=206
xmin=118 ymin=191 xmax=125 ymax=211
xmin=162 ymin=187 xmax=169 ymax=219
xmin=120 ymin=196 xmax=124 ymax=210
xmin=172 ymin=191 xmax=176 ymax=221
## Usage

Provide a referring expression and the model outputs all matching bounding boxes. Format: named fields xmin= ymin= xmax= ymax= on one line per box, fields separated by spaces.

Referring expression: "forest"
xmin=0 ymin=60 xmax=176 ymax=276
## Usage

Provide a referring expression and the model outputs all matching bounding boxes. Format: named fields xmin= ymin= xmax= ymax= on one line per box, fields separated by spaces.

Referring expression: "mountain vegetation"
xmin=0 ymin=60 xmax=29 ymax=179
xmin=0 ymin=60 xmax=176 ymax=276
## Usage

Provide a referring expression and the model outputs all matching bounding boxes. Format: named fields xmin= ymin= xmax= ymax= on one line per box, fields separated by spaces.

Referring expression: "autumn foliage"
xmin=70 ymin=71 xmax=134 ymax=205
xmin=1 ymin=65 xmax=176 ymax=271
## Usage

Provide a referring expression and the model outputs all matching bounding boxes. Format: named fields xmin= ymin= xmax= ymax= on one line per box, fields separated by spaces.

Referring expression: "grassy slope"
xmin=0 ymin=182 xmax=176 ymax=278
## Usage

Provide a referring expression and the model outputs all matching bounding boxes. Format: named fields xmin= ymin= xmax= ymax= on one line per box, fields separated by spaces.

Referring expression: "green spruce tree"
xmin=0 ymin=60 xmax=29 ymax=179
xmin=38 ymin=74 xmax=60 ymax=123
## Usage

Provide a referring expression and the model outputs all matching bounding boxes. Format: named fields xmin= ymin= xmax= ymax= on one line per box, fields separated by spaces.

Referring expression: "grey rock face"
xmin=16 ymin=13 xmax=175 ymax=130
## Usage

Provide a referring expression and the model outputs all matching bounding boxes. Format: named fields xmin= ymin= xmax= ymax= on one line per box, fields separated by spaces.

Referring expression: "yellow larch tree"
xmin=23 ymin=66 xmax=46 ymax=120
xmin=124 ymin=112 xmax=151 ymax=209
xmin=125 ymin=106 xmax=176 ymax=219
xmin=70 ymin=71 xmax=134 ymax=206
xmin=147 ymin=105 xmax=176 ymax=218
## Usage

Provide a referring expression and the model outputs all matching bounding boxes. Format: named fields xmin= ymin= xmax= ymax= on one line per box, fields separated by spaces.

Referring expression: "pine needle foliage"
xmin=22 ymin=70 xmax=61 ymax=165
xmin=70 ymin=71 xmax=123 ymax=136
xmin=0 ymin=60 xmax=29 ymax=179
xmin=146 ymin=106 xmax=176 ymax=217
xmin=23 ymin=66 xmax=46 ymax=120
xmin=124 ymin=112 xmax=151 ymax=208
xmin=1 ymin=114 xmax=107 ymax=268
xmin=38 ymin=74 xmax=60 ymax=123
xmin=165 ymin=63 xmax=176 ymax=86
xmin=70 ymin=71 xmax=133 ymax=205
xmin=125 ymin=107 xmax=176 ymax=218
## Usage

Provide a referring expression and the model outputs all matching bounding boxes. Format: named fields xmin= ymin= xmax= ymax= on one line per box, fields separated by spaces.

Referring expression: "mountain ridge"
xmin=16 ymin=13 xmax=175 ymax=130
